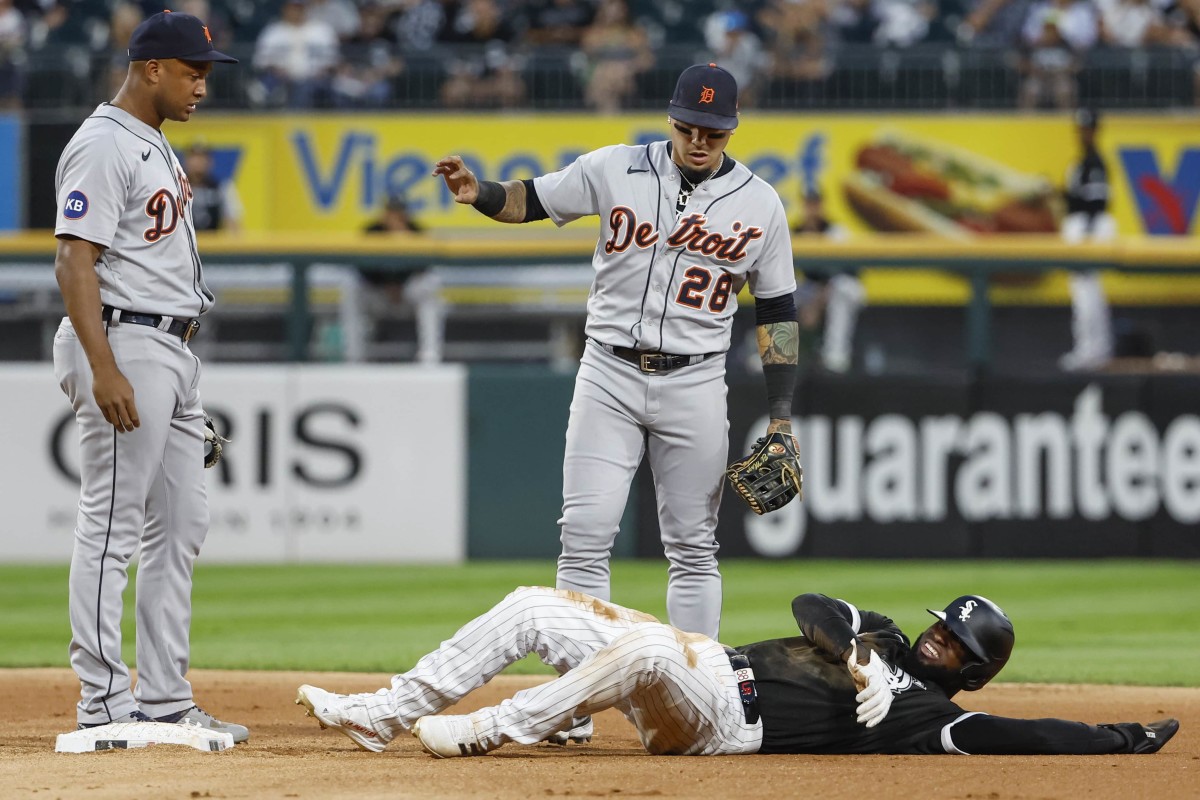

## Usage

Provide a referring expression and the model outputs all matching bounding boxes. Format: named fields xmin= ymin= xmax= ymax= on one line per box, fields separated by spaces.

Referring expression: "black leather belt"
xmin=602 ymin=343 xmax=717 ymax=375
xmin=726 ymin=647 xmax=760 ymax=725
xmin=103 ymin=306 xmax=200 ymax=342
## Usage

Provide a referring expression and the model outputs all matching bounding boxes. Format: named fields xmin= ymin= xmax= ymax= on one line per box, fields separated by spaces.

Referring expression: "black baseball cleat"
xmin=77 ymin=710 xmax=153 ymax=729
xmin=1134 ymin=718 xmax=1179 ymax=754
xmin=544 ymin=715 xmax=594 ymax=746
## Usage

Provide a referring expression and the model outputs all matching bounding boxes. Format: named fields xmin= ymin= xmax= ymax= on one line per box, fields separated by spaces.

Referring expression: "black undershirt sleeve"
xmin=755 ymin=292 xmax=797 ymax=325
xmin=950 ymin=714 xmax=1139 ymax=755
xmin=521 ymin=179 xmax=549 ymax=223
xmin=757 ymin=294 xmax=799 ymax=418
xmin=791 ymin=593 xmax=858 ymax=662
xmin=763 ymin=364 xmax=797 ymax=420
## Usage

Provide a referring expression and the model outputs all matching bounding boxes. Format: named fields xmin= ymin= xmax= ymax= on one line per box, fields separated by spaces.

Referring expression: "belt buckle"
xmin=639 ymin=353 xmax=657 ymax=374
xmin=182 ymin=320 xmax=200 ymax=343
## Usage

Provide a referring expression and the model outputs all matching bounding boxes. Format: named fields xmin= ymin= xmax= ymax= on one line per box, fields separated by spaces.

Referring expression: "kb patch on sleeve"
xmin=63 ymin=190 xmax=89 ymax=220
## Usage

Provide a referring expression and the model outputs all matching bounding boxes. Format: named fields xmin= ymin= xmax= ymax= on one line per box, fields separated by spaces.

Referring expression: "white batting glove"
xmin=846 ymin=639 xmax=893 ymax=728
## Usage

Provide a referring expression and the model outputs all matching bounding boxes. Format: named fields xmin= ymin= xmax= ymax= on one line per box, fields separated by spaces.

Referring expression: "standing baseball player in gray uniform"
xmin=52 ymin=10 xmax=246 ymax=741
xmin=434 ymin=63 xmax=800 ymax=642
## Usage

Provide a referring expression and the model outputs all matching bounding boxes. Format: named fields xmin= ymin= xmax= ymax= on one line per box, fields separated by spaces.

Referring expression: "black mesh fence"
xmin=14 ymin=42 xmax=1200 ymax=115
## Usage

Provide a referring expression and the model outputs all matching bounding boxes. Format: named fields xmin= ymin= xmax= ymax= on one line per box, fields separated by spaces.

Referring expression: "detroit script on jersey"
xmin=54 ymin=103 xmax=211 ymax=319
xmin=143 ymin=169 xmax=194 ymax=243
xmin=533 ymin=141 xmax=797 ymax=354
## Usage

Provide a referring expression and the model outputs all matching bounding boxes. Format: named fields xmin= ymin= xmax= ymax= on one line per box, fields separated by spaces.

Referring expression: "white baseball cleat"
xmin=544 ymin=715 xmax=593 ymax=746
xmin=295 ymin=684 xmax=389 ymax=753
xmin=413 ymin=714 xmax=491 ymax=758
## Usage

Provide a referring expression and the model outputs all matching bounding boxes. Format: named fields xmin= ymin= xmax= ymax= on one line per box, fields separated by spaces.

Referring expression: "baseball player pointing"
xmin=52 ymin=10 xmax=245 ymax=741
xmin=434 ymin=63 xmax=801 ymax=642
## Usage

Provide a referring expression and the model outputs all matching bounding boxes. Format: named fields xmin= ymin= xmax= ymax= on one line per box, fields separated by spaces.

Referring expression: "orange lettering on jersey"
xmin=674 ymin=266 xmax=735 ymax=314
xmin=668 ymin=214 xmax=762 ymax=263
xmin=699 ymin=86 xmax=715 ymax=104
xmin=144 ymin=188 xmax=181 ymax=243
xmin=604 ymin=206 xmax=659 ymax=254
xmin=177 ymin=166 xmax=193 ymax=205
xmin=675 ymin=266 xmax=711 ymax=308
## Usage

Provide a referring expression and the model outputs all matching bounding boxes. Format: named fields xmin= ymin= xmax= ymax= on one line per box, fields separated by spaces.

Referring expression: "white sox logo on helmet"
xmin=959 ymin=600 xmax=978 ymax=622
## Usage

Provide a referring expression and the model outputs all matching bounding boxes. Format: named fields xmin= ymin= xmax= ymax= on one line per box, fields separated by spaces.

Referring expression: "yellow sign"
xmin=178 ymin=114 xmax=1200 ymax=235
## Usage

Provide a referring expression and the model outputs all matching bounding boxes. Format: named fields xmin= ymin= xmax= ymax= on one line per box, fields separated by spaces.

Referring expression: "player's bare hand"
xmin=92 ymin=365 xmax=140 ymax=432
xmin=433 ymin=156 xmax=479 ymax=205
xmin=846 ymin=639 xmax=893 ymax=728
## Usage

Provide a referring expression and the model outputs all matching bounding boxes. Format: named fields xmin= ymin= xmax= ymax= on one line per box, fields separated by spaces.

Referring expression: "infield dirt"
xmin=2 ymin=669 xmax=1194 ymax=800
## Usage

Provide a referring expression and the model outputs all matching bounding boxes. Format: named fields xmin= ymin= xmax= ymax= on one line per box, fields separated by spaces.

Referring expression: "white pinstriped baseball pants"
xmin=360 ymin=586 xmax=762 ymax=755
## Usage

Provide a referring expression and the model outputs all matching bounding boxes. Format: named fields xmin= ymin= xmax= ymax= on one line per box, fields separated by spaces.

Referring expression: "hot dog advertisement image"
xmin=844 ymin=132 xmax=1063 ymax=238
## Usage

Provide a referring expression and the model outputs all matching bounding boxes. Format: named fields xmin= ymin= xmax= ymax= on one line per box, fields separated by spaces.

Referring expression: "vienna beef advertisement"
xmin=155 ymin=113 xmax=1200 ymax=237
xmin=636 ymin=373 xmax=1200 ymax=559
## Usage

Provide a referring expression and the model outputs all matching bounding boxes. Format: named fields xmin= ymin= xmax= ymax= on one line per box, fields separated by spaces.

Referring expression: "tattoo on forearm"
xmin=494 ymin=181 xmax=528 ymax=223
xmin=757 ymin=321 xmax=799 ymax=366
xmin=766 ymin=417 xmax=793 ymax=434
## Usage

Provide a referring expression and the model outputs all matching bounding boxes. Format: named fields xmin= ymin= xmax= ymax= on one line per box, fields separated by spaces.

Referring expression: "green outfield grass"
xmin=2 ymin=560 xmax=1197 ymax=686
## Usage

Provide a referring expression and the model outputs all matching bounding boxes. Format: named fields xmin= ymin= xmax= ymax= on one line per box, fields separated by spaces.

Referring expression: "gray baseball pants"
xmin=54 ymin=318 xmax=209 ymax=725
xmin=556 ymin=340 xmax=729 ymax=639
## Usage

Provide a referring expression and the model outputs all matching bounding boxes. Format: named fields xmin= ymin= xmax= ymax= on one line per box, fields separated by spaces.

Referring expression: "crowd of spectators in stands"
xmin=2 ymin=0 xmax=1200 ymax=111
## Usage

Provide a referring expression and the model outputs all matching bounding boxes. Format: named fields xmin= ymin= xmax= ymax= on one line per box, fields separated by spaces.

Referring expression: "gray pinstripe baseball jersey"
xmin=535 ymin=141 xmax=795 ymax=354
xmin=56 ymin=104 xmax=212 ymax=319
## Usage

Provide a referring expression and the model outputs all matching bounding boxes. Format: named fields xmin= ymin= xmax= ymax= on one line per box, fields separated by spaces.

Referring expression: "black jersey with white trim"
xmin=738 ymin=595 xmax=1154 ymax=755
xmin=736 ymin=599 xmax=964 ymax=755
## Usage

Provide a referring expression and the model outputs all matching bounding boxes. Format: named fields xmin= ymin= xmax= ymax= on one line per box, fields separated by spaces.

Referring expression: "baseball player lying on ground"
xmin=295 ymin=587 xmax=1178 ymax=757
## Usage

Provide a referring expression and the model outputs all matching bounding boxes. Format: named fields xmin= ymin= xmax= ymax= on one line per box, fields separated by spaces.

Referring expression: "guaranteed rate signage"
xmin=640 ymin=374 xmax=1200 ymax=559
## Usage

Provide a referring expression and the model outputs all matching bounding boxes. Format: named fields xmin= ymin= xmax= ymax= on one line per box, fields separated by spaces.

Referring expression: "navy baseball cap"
xmin=668 ymin=63 xmax=739 ymax=131
xmin=127 ymin=10 xmax=238 ymax=63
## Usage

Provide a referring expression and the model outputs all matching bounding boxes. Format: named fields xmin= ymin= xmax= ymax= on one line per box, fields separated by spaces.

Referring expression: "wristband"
xmin=472 ymin=181 xmax=506 ymax=217
xmin=763 ymin=363 xmax=796 ymax=420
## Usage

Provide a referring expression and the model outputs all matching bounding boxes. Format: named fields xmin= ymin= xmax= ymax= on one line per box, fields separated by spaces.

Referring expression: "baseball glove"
xmin=203 ymin=414 xmax=229 ymax=469
xmin=725 ymin=431 xmax=804 ymax=515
